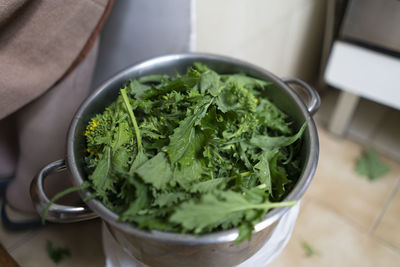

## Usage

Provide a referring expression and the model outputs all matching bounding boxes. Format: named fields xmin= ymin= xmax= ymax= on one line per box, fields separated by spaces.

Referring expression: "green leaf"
xmin=250 ymin=121 xmax=307 ymax=150
xmin=90 ymin=146 xmax=113 ymax=196
xmin=243 ymin=187 xmax=268 ymax=204
xmin=153 ymin=192 xmax=188 ymax=207
xmin=170 ymin=191 xmax=296 ymax=233
xmin=138 ymin=74 xmax=169 ymax=84
xmin=269 ymin=152 xmax=291 ymax=200
xmin=301 ymin=240 xmax=318 ymax=257
xmin=356 ymin=148 xmax=390 ymax=180
xmin=166 ymin=98 xmax=213 ymax=164
xmin=111 ymin=121 xmax=132 ymax=151
xmin=189 ymin=178 xmax=229 ymax=193
xmin=129 ymin=150 xmax=148 ymax=174
xmin=120 ymin=177 xmax=149 ymax=221
xmin=181 ymin=68 xmax=202 ymax=89
xmin=221 ymin=74 xmax=271 ymax=91
xmin=193 ymin=62 xmax=211 ymax=73
xmin=128 ymin=214 xmax=177 ymax=232
xmin=46 ymin=241 xmax=71 ymax=264
xmin=254 ymin=151 xmax=272 ymax=193
xmin=135 ymin=152 xmax=172 ymax=190
xmin=256 ymin=98 xmax=292 ymax=134
xmin=199 ymin=69 xmax=221 ymax=96
xmin=166 ymin=119 xmax=195 ymax=165
xmin=128 ymin=79 xmax=151 ymax=99
xmin=172 ymin=159 xmax=203 ymax=188
xmin=170 ymin=191 xmax=246 ymax=233
xmin=235 ymin=223 xmax=253 ymax=244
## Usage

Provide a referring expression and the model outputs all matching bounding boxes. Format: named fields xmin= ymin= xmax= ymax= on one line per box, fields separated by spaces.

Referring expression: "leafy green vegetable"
xmin=135 ymin=152 xmax=172 ymax=190
xmin=83 ymin=63 xmax=306 ymax=242
xmin=356 ymin=147 xmax=390 ymax=181
xmin=170 ymin=191 xmax=296 ymax=234
xmin=254 ymin=151 xmax=273 ymax=193
xmin=166 ymin=97 xmax=213 ymax=164
xmin=46 ymin=240 xmax=71 ymax=264
xmin=249 ymin=122 xmax=307 ymax=150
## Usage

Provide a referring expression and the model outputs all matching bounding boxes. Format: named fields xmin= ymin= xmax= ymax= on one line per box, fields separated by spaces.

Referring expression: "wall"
xmin=93 ymin=0 xmax=192 ymax=87
xmin=195 ymin=0 xmax=326 ymax=82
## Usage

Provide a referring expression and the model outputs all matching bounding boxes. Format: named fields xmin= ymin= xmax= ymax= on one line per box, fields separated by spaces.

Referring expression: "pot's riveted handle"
xmin=282 ymin=78 xmax=321 ymax=115
xmin=30 ymin=159 xmax=98 ymax=223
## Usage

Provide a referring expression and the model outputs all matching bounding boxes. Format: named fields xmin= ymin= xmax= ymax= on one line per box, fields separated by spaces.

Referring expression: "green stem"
xmin=42 ymin=182 xmax=90 ymax=225
xmin=230 ymin=200 xmax=297 ymax=213
xmin=121 ymin=88 xmax=142 ymax=152
xmin=239 ymin=171 xmax=252 ymax=177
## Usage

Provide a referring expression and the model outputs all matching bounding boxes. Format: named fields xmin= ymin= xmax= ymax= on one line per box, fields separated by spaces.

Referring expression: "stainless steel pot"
xmin=30 ymin=53 xmax=320 ymax=267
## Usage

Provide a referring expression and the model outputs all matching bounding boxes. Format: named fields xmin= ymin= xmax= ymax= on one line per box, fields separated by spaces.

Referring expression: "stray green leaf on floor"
xmin=355 ymin=147 xmax=390 ymax=181
xmin=46 ymin=240 xmax=71 ymax=264
xmin=301 ymin=240 xmax=317 ymax=257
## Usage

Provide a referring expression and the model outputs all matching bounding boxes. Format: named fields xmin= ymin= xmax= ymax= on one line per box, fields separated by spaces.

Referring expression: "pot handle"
xmin=282 ymin=78 xmax=321 ymax=115
xmin=30 ymin=159 xmax=98 ymax=223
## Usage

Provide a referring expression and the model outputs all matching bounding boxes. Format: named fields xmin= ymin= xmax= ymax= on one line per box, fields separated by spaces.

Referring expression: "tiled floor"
xmin=0 ymin=215 xmax=104 ymax=267
xmin=1 ymin=126 xmax=400 ymax=266
xmin=315 ymin=88 xmax=400 ymax=162
xmin=269 ymin=126 xmax=400 ymax=267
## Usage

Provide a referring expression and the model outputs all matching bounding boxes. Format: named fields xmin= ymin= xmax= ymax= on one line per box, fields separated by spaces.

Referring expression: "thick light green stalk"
xmin=121 ymin=88 xmax=143 ymax=152
xmin=229 ymin=200 xmax=297 ymax=213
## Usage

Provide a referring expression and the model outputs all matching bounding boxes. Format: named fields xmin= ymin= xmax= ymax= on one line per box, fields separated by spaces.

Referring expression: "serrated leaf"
xmin=199 ymin=69 xmax=221 ymax=96
xmin=170 ymin=191 xmax=247 ymax=233
xmin=120 ymin=177 xmax=149 ymax=221
xmin=170 ymin=191 xmax=295 ymax=233
xmin=128 ymin=79 xmax=151 ymax=99
xmin=250 ymin=121 xmax=307 ymax=150
xmin=129 ymin=150 xmax=148 ymax=173
xmin=221 ymin=74 xmax=271 ymax=91
xmin=189 ymin=178 xmax=228 ymax=193
xmin=356 ymin=148 xmax=390 ymax=180
xmin=111 ymin=121 xmax=132 ymax=151
xmin=153 ymin=192 xmax=188 ymax=207
xmin=135 ymin=152 xmax=172 ymax=190
xmin=256 ymin=98 xmax=292 ymax=134
xmin=254 ymin=151 xmax=272 ymax=193
xmin=172 ymin=159 xmax=203 ymax=188
xmin=166 ymin=119 xmax=195 ymax=164
xmin=166 ymin=98 xmax=213 ymax=164
xmin=89 ymin=146 xmax=113 ymax=196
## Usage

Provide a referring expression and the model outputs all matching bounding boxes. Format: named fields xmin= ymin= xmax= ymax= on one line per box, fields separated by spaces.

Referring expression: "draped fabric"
xmin=0 ymin=0 xmax=112 ymax=119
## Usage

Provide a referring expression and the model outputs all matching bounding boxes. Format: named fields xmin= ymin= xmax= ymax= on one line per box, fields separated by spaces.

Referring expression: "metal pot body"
xmin=107 ymin=221 xmax=278 ymax=267
xmin=31 ymin=53 xmax=319 ymax=267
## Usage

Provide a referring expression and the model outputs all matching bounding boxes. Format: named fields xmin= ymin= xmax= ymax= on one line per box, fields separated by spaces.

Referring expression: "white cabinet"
xmin=324 ymin=41 xmax=400 ymax=135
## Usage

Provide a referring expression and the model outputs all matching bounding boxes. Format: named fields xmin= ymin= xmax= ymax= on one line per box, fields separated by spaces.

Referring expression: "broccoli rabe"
xmin=84 ymin=63 xmax=306 ymax=242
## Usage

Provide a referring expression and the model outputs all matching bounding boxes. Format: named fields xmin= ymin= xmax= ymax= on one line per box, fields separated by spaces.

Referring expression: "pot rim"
xmin=67 ymin=52 xmax=319 ymax=245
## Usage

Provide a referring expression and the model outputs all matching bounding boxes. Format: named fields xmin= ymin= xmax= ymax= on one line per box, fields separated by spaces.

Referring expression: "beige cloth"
xmin=0 ymin=0 xmax=109 ymax=119
xmin=4 ymin=38 xmax=99 ymax=213
xmin=0 ymin=0 xmax=29 ymax=26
